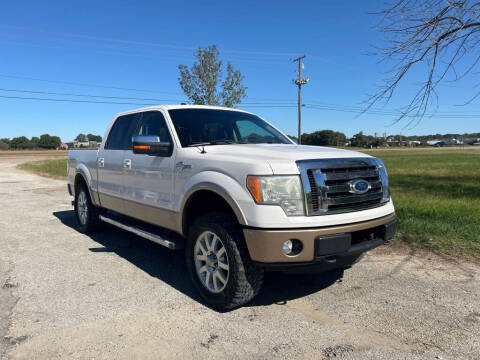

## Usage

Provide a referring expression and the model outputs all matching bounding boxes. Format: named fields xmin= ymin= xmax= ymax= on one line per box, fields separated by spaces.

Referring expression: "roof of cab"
xmin=115 ymin=104 xmax=252 ymax=117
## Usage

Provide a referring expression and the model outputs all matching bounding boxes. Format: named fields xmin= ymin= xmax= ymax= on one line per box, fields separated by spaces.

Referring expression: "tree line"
xmin=289 ymin=130 xmax=480 ymax=148
xmin=288 ymin=130 xmax=385 ymax=148
xmin=388 ymin=132 xmax=480 ymax=143
xmin=0 ymin=133 xmax=103 ymax=150
xmin=74 ymin=133 xmax=102 ymax=143
xmin=0 ymin=134 xmax=62 ymax=150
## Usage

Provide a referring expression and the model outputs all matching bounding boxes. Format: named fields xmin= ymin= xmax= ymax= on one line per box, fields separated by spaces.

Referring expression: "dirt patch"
xmin=0 ymin=262 xmax=19 ymax=360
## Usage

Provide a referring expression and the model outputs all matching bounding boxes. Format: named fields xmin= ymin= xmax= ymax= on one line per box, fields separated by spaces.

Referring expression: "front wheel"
xmin=186 ymin=212 xmax=264 ymax=310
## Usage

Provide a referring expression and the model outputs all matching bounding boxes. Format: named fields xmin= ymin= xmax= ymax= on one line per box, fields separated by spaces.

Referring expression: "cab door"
xmin=97 ymin=113 xmax=140 ymax=212
xmin=122 ymin=110 xmax=176 ymax=226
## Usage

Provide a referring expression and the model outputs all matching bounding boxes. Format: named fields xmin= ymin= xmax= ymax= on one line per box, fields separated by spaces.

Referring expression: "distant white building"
xmin=73 ymin=141 xmax=90 ymax=148
xmin=65 ymin=141 xmax=101 ymax=149
xmin=443 ymin=138 xmax=463 ymax=145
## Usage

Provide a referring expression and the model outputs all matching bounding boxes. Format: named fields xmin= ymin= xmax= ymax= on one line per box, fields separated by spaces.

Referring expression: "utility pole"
xmin=293 ymin=55 xmax=309 ymax=144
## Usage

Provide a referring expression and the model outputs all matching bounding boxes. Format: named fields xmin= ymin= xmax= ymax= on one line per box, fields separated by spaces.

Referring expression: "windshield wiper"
xmin=242 ymin=141 xmax=284 ymax=144
xmin=187 ymin=139 xmax=236 ymax=147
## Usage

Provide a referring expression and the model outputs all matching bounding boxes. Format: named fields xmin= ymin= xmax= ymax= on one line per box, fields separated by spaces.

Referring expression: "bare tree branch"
xmin=366 ymin=0 xmax=480 ymax=123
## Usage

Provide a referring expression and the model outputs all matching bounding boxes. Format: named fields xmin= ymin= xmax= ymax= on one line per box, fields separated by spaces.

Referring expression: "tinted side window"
xmin=105 ymin=114 xmax=139 ymax=150
xmin=134 ymin=111 xmax=172 ymax=142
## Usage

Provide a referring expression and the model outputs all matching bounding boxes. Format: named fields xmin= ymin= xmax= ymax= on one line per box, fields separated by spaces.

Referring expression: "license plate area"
xmin=315 ymin=233 xmax=351 ymax=256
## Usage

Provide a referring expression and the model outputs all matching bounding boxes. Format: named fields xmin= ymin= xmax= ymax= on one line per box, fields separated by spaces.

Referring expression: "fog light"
xmin=282 ymin=239 xmax=303 ymax=256
xmin=282 ymin=240 xmax=293 ymax=255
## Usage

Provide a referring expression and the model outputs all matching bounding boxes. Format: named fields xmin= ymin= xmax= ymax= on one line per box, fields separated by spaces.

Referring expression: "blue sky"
xmin=0 ymin=0 xmax=479 ymax=141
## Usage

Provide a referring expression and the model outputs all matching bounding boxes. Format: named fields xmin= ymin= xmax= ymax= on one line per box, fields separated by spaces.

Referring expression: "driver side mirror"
xmin=132 ymin=135 xmax=172 ymax=157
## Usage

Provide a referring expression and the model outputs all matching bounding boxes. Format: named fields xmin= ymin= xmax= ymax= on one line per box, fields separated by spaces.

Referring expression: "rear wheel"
xmin=74 ymin=182 xmax=101 ymax=233
xmin=186 ymin=212 xmax=264 ymax=310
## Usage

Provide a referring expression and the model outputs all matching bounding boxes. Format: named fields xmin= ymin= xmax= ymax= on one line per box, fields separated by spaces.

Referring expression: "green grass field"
xmin=364 ymin=148 xmax=480 ymax=259
xmin=0 ymin=150 xmax=67 ymax=156
xmin=17 ymin=148 xmax=480 ymax=258
xmin=18 ymin=158 xmax=67 ymax=179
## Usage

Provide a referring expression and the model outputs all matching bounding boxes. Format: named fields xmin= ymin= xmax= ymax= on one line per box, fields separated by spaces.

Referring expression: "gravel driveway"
xmin=0 ymin=155 xmax=479 ymax=359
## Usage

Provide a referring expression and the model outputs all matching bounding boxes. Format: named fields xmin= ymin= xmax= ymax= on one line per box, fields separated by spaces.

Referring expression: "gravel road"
xmin=0 ymin=155 xmax=479 ymax=359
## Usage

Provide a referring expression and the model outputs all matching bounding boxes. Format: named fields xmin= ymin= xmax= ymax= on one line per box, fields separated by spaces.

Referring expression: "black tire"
xmin=186 ymin=212 xmax=264 ymax=310
xmin=74 ymin=182 xmax=101 ymax=234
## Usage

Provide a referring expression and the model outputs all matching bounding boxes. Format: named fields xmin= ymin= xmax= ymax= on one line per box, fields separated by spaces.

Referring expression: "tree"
xmin=302 ymin=130 xmax=347 ymax=147
xmin=75 ymin=133 xmax=88 ymax=142
xmin=371 ymin=137 xmax=387 ymax=148
xmin=350 ymin=132 xmax=374 ymax=148
xmin=368 ymin=0 xmax=480 ymax=126
xmin=0 ymin=138 xmax=10 ymax=145
xmin=287 ymin=135 xmax=298 ymax=143
xmin=87 ymin=134 xmax=102 ymax=142
xmin=0 ymin=140 xmax=8 ymax=150
xmin=178 ymin=45 xmax=247 ymax=107
xmin=10 ymin=136 xmax=30 ymax=150
xmin=30 ymin=137 xmax=40 ymax=149
xmin=38 ymin=134 xmax=61 ymax=149
xmin=51 ymin=136 xmax=62 ymax=149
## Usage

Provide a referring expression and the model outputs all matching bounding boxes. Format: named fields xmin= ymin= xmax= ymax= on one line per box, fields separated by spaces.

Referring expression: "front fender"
xmin=179 ymin=171 xmax=252 ymax=230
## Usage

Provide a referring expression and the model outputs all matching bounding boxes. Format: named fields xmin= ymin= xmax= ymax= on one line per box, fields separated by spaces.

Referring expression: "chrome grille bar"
xmin=326 ymin=191 xmax=383 ymax=206
xmin=297 ymin=158 xmax=388 ymax=215
xmin=323 ymin=169 xmax=379 ymax=181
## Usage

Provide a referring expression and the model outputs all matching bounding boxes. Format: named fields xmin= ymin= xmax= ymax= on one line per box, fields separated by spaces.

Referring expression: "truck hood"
xmin=202 ymin=144 xmax=371 ymax=174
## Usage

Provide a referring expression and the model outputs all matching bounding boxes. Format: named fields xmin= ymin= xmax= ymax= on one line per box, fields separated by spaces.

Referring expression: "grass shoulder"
xmin=0 ymin=150 xmax=67 ymax=157
xmin=365 ymin=148 xmax=480 ymax=260
xmin=18 ymin=158 xmax=67 ymax=180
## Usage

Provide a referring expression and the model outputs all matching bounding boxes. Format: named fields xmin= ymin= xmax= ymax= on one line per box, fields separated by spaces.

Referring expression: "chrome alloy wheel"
xmin=77 ymin=191 xmax=88 ymax=225
xmin=194 ymin=231 xmax=230 ymax=293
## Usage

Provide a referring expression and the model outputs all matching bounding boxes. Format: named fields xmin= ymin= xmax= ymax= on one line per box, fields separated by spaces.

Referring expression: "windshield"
xmin=168 ymin=108 xmax=292 ymax=147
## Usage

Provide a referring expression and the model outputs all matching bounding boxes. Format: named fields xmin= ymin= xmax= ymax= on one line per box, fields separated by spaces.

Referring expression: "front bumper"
xmin=243 ymin=213 xmax=396 ymax=267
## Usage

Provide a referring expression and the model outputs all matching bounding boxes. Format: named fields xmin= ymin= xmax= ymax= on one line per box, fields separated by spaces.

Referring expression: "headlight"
xmin=247 ymin=175 xmax=305 ymax=216
xmin=373 ymin=159 xmax=390 ymax=203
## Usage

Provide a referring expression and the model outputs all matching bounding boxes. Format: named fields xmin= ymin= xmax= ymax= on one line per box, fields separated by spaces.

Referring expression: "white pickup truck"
xmin=67 ymin=105 xmax=396 ymax=309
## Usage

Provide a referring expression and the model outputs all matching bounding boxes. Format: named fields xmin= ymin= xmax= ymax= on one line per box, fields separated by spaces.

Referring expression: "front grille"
xmin=298 ymin=158 xmax=386 ymax=215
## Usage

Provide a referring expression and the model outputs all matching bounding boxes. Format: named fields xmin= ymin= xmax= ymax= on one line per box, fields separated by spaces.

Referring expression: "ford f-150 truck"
xmin=68 ymin=105 xmax=396 ymax=309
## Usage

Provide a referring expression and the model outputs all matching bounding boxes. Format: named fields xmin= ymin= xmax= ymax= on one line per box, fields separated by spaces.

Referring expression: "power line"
xmin=0 ymin=73 xmax=182 ymax=95
xmin=237 ymin=105 xmax=298 ymax=108
xmin=0 ymin=24 xmax=301 ymax=58
xmin=0 ymin=94 xmax=156 ymax=106
xmin=304 ymin=104 xmax=480 ymax=118
xmin=241 ymin=103 xmax=480 ymax=118
xmin=0 ymin=87 xmax=183 ymax=102
xmin=1 ymin=87 xmax=479 ymax=118
xmin=1 ymin=25 xmax=348 ymax=68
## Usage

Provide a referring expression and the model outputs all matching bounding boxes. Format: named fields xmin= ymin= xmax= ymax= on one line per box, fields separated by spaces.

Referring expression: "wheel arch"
xmin=73 ymin=169 xmax=99 ymax=207
xmin=180 ymin=182 xmax=247 ymax=237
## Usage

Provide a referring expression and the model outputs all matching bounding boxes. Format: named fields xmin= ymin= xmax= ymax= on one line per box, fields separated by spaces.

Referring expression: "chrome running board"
xmin=99 ymin=215 xmax=183 ymax=250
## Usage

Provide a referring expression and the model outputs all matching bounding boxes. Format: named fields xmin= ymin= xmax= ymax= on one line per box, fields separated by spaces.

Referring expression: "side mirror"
xmin=132 ymin=135 xmax=172 ymax=157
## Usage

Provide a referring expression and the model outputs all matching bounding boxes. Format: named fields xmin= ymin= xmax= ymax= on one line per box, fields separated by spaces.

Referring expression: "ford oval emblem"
xmin=348 ymin=179 xmax=371 ymax=194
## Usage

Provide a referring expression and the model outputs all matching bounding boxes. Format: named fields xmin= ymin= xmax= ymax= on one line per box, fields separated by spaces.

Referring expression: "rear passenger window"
xmin=134 ymin=111 xmax=172 ymax=143
xmin=105 ymin=114 xmax=139 ymax=150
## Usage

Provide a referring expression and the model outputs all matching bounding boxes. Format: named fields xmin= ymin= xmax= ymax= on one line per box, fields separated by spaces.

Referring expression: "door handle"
xmin=98 ymin=158 xmax=105 ymax=168
xmin=123 ymin=159 xmax=132 ymax=169
xmin=176 ymin=161 xmax=192 ymax=172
